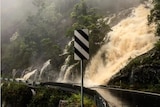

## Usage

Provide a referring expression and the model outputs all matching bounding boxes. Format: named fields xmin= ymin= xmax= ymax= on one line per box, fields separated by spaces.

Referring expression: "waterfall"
xmin=84 ymin=4 xmax=159 ymax=85
xmin=57 ymin=55 xmax=71 ymax=81
xmin=63 ymin=62 xmax=79 ymax=82
xmin=18 ymin=59 xmax=51 ymax=82
xmin=57 ymin=39 xmax=75 ymax=82
xmin=22 ymin=69 xmax=37 ymax=80
xmin=39 ymin=59 xmax=51 ymax=81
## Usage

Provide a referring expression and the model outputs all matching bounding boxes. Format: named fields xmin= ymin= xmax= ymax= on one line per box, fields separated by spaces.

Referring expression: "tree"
xmin=2 ymin=0 xmax=70 ymax=76
xmin=148 ymin=0 xmax=160 ymax=36
xmin=61 ymin=0 xmax=111 ymax=81
xmin=148 ymin=0 xmax=160 ymax=52
xmin=2 ymin=83 xmax=32 ymax=107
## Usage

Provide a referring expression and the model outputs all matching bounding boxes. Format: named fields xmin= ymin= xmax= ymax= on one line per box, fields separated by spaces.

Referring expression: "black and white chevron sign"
xmin=74 ymin=29 xmax=89 ymax=60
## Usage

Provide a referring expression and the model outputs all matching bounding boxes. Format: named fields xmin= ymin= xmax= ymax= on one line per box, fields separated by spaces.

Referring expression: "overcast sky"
xmin=1 ymin=0 xmax=36 ymax=43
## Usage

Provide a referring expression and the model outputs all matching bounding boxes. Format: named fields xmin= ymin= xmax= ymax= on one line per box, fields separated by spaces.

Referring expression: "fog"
xmin=1 ymin=0 xmax=142 ymax=44
xmin=1 ymin=0 xmax=35 ymax=43
xmin=1 ymin=0 xmax=145 ymax=79
xmin=86 ymin=0 xmax=141 ymax=13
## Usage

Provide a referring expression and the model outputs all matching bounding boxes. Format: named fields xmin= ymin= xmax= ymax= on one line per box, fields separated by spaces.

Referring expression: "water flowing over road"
xmin=2 ymin=78 xmax=160 ymax=107
xmin=95 ymin=87 xmax=160 ymax=107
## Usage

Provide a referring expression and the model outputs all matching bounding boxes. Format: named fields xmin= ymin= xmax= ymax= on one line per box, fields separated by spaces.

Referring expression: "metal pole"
xmin=81 ymin=60 xmax=84 ymax=107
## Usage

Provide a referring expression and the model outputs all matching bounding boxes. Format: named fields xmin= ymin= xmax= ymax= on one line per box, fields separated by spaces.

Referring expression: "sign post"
xmin=80 ymin=60 xmax=84 ymax=107
xmin=74 ymin=29 xmax=89 ymax=107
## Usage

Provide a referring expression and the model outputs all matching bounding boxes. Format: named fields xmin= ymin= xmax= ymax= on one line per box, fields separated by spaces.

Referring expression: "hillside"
xmin=108 ymin=47 xmax=160 ymax=93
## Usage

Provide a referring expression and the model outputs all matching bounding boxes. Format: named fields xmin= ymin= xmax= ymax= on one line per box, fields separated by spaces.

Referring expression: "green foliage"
xmin=109 ymin=48 xmax=160 ymax=93
xmin=2 ymin=0 xmax=112 ymax=78
xmin=2 ymin=83 xmax=96 ymax=107
xmin=139 ymin=84 xmax=160 ymax=94
xmin=1 ymin=38 xmax=33 ymax=74
xmin=156 ymin=23 xmax=160 ymax=36
xmin=28 ymin=87 xmax=68 ymax=107
xmin=148 ymin=1 xmax=160 ymax=23
xmin=2 ymin=83 xmax=71 ymax=107
xmin=20 ymin=0 xmax=63 ymax=62
xmin=68 ymin=93 xmax=96 ymax=107
xmin=148 ymin=0 xmax=160 ymax=51
xmin=2 ymin=82 xmax=32 ymax=107
xmin=148 ymin=0 xmax=160 ymax=36
xmin=155 ymin=40 xmax=160 ymax=51
xmin=64 ymin=0 xmax=111 ymax=74
xmin=2 ymin=0 xmax=70 ymax=76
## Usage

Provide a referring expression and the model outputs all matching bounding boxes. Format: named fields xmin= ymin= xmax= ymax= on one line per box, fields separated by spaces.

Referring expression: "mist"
xmin=86 ymin=0 xmax=142 ymax=14
xmin=1 ymin=0 xmax=35 ymax=43
xmin=1 ymin=0 xmax=142 ymax=44
xmin=1 ymin=0 xmax=146 ymax=78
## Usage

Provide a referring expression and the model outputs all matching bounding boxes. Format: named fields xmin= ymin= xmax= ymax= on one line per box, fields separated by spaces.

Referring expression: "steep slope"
xmin=84 ymin=3 xmax=158 ymax=85
xmin=108 ymin=0 xmax=160 ymax=93
xmin=108 ymin=48 xmax=160 ymax=93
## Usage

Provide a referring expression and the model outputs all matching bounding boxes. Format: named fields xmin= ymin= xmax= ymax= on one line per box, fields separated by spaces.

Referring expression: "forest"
xmin=2 ymin=0 xmax=159 ymax=86
xmin=1 ymin=0 xmax=160 ymax=106
xmin=2 ymin=0 xmax=137 ymax=78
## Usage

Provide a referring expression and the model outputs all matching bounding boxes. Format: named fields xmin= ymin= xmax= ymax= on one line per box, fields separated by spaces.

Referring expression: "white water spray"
xmin=22 ymin=69 xmax=37 ymax=80
xmin=85 ymin=4 xmax=159 ymax=85
xmin=39 ymin=59 xmax=51 ymax=80
xmin=63 ymin=62 xmax=79 ymax=81
xmin=57 ymin=39 xmax=75 ymax=82
xmin=57 ymin=56 xmax=71 ymax=81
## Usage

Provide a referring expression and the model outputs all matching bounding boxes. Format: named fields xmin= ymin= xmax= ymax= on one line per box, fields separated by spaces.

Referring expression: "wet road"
xmin=94 ymin=87 xmax=160 ymax=107
xmin=2 ymin=78 xmax=160 ymax=107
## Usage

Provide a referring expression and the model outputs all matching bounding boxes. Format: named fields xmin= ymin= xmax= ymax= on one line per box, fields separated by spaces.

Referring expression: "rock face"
xmin=108 ymin=48 xmax=160 ymax=93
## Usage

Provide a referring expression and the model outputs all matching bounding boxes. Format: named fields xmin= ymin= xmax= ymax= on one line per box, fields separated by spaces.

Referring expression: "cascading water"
xmin=16 ymin=1 xmax=158 ymax=86
xmin=18 ymin=59 xmax=51 ymax=81
xmin=57 ymin=55 xmax=71 ymax=81
xmin=22 ymin=69 xmax=37 ymax=80
xmin=84 ymin=3 xmax=159 ymax=85
xmin=63 ymin=62 xmax=79 ymax=81
xmin=39 ymin=59 xmax=51 ymax=81
xmin=57 ymin=39 xmax=79 ymax=82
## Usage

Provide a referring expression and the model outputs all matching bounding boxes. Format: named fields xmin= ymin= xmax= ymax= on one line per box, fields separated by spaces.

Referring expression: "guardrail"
xmin=1 ymin=78 xmax=40 ymax=85
xmin=38 ymin=82 xmax=109 ymax=107
xmin=1 ymin=78 xmax=109 ymax=107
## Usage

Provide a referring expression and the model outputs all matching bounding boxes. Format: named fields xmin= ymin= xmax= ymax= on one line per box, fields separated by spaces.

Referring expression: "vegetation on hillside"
xmin=2 ymin=82 xmax=32 ymax=107
xmin=2 ymin=0 xmax=76 ymax=77
xmin=1 ymin=82 xmax=96 ymax=107
xmin=2 ymin=0 xmax=160 ymax=107
xmin=1 ymin=0 xmax=111 ymax=79
xmin=68 ymin=93 xmax=96 ymax=107
xmin=108 ymin=48 xmax=160 ymax=93
xmin=148 ymin=0 xmax=160 ymax=50
xmin=60 ymin=0 xmax=111 ymax=81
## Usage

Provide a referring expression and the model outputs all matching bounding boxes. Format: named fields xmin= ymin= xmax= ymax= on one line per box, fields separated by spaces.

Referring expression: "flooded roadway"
xmin=94 ymin=87 xmax=160 ymax=107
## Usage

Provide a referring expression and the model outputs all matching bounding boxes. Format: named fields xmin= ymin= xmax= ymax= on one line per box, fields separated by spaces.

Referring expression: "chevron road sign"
xmin=74 ymin=29 xmax=89 ymax=107
xmin=74 ymin=29 xmax=89 ymax=60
